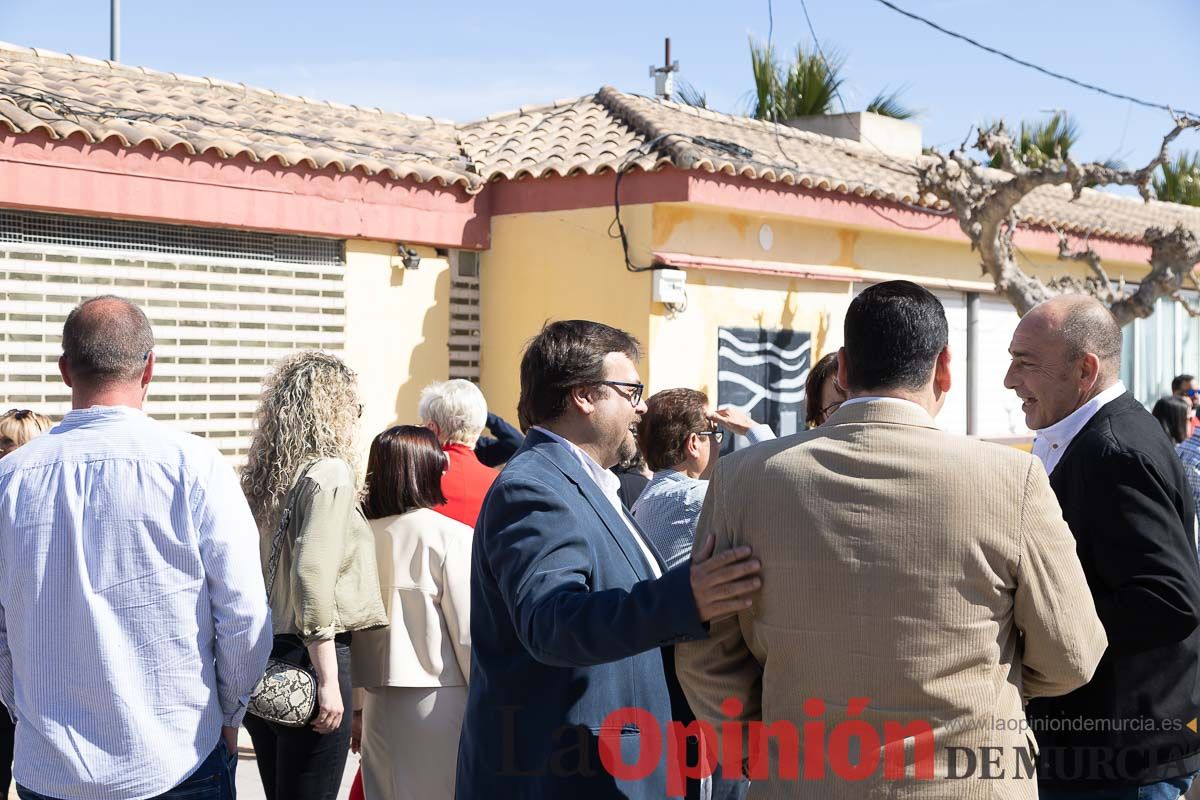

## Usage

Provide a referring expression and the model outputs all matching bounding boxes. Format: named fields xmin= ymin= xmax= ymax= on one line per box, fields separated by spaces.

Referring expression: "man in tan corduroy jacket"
xmin=676 ymin=281 xmax=1107 ymax=800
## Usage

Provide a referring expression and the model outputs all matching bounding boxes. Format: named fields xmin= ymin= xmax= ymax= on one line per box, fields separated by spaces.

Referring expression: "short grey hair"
xmin=62 ymin=296 xmax=154 ymax=384
xmin=418 ymin=379 xmax=488 ymax=446
xmin=1057 ymin=297 xmax=1123 ymax=376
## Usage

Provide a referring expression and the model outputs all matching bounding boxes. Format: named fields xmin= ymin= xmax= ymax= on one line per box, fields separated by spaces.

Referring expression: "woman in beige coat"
xmin=352 ymin=425 xmax=473 ymax=800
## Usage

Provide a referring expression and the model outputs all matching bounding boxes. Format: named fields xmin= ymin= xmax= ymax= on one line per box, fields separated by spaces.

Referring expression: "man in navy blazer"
xmin=455 ymin=320 xmax=763 ymax=799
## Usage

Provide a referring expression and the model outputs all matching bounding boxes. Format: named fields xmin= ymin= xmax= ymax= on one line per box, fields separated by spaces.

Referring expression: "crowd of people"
xmin=0 ymin=284 xmax=1199 ymax=800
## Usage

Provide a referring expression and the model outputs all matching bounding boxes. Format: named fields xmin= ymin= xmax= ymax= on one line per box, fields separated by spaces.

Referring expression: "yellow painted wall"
xmin=480 ymin=199 xmax=1156 ymax=428
xmin=343 ymin=239 xmax=449 ymax=462
xmin=645 ymin=202 xmax=1153 ymax=397
xmin=479 ymin=206 xmax=654 ymax=424
xmin=654 ymin=202 xmax=1152 ymax=283
xmin=648 ymin=271 xmax=850 ymax=400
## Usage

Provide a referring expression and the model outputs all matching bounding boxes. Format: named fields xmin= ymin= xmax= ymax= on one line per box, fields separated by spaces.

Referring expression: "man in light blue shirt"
xmin=0 ymin=296 xmax=272 ymax=800
xmin=632 ymin=390 xmax=774 ymax=569
xmin=631 ymin=389 xmax=773 ymax=800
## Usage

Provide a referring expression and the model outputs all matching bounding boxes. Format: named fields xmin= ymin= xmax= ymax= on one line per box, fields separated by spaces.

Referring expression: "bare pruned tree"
xmin=919 ymin=116 xmax=1200 ymax=326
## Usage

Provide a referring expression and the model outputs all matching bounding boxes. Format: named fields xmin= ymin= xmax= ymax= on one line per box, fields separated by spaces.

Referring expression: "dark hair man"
xmin=678 ymin=281 xmax=1106 ymax=799
xmin=456 ymin=320 xmax=763 ymax=799
xmin=1007 ymin=295 xmax=1200 ymax=799
xmin=0 ymin=296 xmax=271 ymax=800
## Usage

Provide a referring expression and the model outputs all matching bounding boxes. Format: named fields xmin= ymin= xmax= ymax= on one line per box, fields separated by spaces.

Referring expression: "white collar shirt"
xmin=1031 ymin=382 xmax=1127 ymax=475
xmin=531 ymin=427 xmax=663 ymax=578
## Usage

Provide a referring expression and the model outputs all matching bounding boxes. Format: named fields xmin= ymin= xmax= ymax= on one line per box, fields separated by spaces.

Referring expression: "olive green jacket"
xmin=264 ymin=457 xmax=387 ymax=644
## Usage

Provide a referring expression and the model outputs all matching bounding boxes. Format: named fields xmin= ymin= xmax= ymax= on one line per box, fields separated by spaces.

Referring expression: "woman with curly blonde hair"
xmin=241 ymin=351 xmax=386 ymax=800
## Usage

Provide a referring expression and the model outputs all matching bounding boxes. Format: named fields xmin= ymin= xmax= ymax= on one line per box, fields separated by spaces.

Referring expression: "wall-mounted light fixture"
xmin=396 ymin=243 xmax=421 ymax=270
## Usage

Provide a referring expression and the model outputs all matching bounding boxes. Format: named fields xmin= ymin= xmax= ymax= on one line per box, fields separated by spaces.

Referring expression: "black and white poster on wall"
xmin=716 ymin=326 xmax=811 ymax=453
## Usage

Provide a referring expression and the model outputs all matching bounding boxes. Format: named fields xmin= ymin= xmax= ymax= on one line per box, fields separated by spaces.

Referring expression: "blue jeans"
xmin=1039 ymin=770 xmax=1200 ymax=800
xmin=17 ymin=741 xmax=236 ymax=800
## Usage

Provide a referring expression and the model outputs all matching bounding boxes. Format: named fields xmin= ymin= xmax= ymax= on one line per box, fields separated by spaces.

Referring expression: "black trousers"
xmin=244 ymin=635 xmax=353 ymax=800
xmin=662 ymin=647 xmax=749 ymax=800
xmin=1 ymin=706 xmax=13 ymax=798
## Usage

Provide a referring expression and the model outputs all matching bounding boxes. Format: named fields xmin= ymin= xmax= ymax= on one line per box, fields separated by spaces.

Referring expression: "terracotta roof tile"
xmin=0 ymin=41 xmax=482 ymax=192
xmin=458 ymin=94 xmax=669 ymax=181
xmin=461 ymin=87 xmax=1200 ymax=243
xmin=0 ymin=41 xmax=1194 ymax=243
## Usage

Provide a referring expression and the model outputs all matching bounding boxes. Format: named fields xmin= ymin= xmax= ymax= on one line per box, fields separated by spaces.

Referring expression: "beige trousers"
xmin=360 ymin=685 xmax=467 ymax=800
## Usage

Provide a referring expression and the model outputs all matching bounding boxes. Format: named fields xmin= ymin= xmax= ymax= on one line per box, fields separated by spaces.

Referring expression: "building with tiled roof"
xmin=1 ymin=42 xmax=1197 ymax=451
xmin=0 ymin=43 xmax=480 ymax=190
xmin=460 ymin=87 xmax=1200 ymax=242
xmin=461 ymin=89 xmax=1199 ymax=441
xmin=0 ymin=41 xmax=488 ymax=459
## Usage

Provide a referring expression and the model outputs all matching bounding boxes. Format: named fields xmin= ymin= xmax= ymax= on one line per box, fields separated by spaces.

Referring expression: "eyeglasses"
xmin=820 ymin=400 xmax=844 ymax=420
xmin=598 ymin=380 xmax=644 ymax=407
xmin=696 ymin=428 xmax=725 ymax=444
xmin=356 ymin=403 xmax=364 ymax=419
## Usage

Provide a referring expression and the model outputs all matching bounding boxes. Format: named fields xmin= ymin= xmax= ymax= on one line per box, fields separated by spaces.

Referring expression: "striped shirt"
xmin=0 ymin=405 xmax=272 ymax=800
xmin=1177 ymin=433 xmax=1200 ymax=558
xmin=631 ymin=424 xmax=775 ymax=569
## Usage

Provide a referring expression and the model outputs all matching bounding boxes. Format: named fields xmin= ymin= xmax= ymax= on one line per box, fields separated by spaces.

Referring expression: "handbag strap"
xmin=264 ymin=460 xmax=318 ymax=599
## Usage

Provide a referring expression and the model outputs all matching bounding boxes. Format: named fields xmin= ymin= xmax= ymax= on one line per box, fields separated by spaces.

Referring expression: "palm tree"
xmin=673 ymin=80 xmax=708 ymax=109
xmin=1154 ymin=151 xmax=1200 ymax=206
xmin=748 ymin=39 xmax=844 ymax=120
xmin=677 ymin=39 xmax=917 ymax=121
xmin=867 ymin=87 xmax=917 ymax=121
xmin=988 ymin=112 xmax=1079 ymax=169
xmin=745 ymin=39 xmax=914 ymax=121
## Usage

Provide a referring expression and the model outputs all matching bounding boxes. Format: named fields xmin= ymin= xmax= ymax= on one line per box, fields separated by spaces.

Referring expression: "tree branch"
xmin=918 ymin=117 xmax=1200 ymax=325
xmin=1052 ymin=226 xmax=1114 ymax=302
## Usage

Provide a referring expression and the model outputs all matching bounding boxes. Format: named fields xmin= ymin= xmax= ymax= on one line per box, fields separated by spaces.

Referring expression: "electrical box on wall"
xmin=651 ymin=268 xmax=687 ymax=305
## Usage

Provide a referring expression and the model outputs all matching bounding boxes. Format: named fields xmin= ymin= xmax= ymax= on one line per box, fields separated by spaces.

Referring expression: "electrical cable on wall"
xmin=609 ymin=127 xmax=957 ymax=273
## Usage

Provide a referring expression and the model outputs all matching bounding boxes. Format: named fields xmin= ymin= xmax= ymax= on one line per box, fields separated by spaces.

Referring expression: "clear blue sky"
xmin=2 ymin=0 xmax=1198 ymax=169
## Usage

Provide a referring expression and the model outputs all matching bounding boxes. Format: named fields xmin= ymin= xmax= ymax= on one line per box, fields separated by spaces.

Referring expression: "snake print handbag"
xmin=247 ymin=464 xmax=319 ymax=728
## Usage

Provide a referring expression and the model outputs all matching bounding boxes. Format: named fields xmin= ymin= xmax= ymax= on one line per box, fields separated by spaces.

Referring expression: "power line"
xmin=868 ymin=0 xmax=1197 ymax=118
xmin=796 ymin=0 xmax=938 ymax=187
xmin=793 ymin=0 xmax=958 ymax=232
xmin=798 ymin=0 xmax=847 ymax=115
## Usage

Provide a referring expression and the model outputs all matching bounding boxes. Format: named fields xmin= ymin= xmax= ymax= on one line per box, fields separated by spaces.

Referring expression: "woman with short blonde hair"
xmin=0 ymin=409 xmax=52 ymax=458
xmin=241 ymin=351 xmax=386 ymax=800
xmin=0 ymin=407 xmax=52 ymax=798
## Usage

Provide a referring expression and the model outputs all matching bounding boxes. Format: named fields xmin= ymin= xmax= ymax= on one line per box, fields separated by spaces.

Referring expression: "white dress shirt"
xmin=0 ymin=406 xmax=272 ymax=800
xmin=1031 ymin=382 xmax=1127 ymax=475
xmin=531 ymin=427 xmax=663 ymax=578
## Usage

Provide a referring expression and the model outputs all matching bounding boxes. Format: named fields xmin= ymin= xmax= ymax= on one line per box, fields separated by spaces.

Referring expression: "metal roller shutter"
xmin=0 ymin=209 xmax=346 ymax=463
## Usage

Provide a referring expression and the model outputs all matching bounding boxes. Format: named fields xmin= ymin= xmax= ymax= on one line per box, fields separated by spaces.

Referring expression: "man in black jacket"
xmin=1006 ymin=295 xmax=1200 ymax=799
